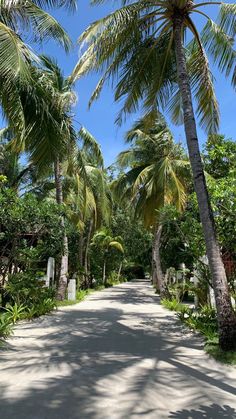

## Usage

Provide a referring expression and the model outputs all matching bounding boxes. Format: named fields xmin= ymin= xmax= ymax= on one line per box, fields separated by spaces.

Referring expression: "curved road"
xmin=0 ymin=280 xmax=236 ymax=419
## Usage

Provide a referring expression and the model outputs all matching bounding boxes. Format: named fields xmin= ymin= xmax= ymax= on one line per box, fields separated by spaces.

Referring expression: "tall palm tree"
xmin=72 ymin=1 xmax=236 ymax=350
xmin=65 ymin=129 xmax=112 ymax=281
xmin=113 ymin=111 xmax=188 ymax=297
xmin=7 ymin=57 xmax=77 ymax=300
xmin=92 ymin=230 xmax=124 ymax=284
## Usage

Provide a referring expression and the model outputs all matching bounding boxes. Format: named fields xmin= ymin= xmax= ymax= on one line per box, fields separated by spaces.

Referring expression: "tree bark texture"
xmin=152 ymin=240 xmax=158 ymax=287
xmin=84 ymin=218 xmax=93 ymax=287
xmin=173 ymin=15 xmax=236 ymax=350
xmin=102 ymin=259 xmax=106 ymax=285
xmin=54 ymin=157 xmax=68 ymax=301
xmin=84 ymin=219 xmax=93 ymax=276
xmin=153 ymin=225 xmax=169 ymax=299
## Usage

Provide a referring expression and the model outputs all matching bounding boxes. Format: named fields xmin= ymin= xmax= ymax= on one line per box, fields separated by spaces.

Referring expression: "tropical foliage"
xmin=0 ymin=0 xmax=235 ymax=357
xmin=72 ymin=0 xmax=236 ymax=351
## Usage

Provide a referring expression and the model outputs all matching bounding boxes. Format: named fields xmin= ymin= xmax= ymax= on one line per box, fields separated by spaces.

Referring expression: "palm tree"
xmin=72 ymin=1 xmax=236 ymax=350
xmin=0 ymin=0 xmax=75 ymax=138
xmin=113 ymin=111 xmax=188 ymax=297
xmin=65 ymin=129 xmax=112 ymax=283
xmin=7 ymin=57 xmax=77 ymax=300
xmin=92 ymin=230 xmax=124 ymax=284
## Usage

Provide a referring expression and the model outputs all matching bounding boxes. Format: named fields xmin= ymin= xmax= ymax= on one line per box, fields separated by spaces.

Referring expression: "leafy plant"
xmin=0 ymin=314 xmax=13 ymax=338
xmin=161 ymin=298 xmax=188 ymax=313
xmin=4 ymin=303 xmax=26 ymax=324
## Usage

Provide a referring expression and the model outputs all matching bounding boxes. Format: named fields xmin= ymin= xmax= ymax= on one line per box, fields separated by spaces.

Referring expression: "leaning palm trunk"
xmin=153 ymin=225 xmax=169 ymax=299
xmin=54 ymin=157 xmax=68 ymax=301
xmin=173 ymin=16 xmax=236 ymax=351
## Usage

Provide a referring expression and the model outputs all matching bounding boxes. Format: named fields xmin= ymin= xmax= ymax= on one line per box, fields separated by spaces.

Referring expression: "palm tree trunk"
xmin=84 ymin=219 xmax=93 ymax=287
xmin=117 ymin=261 xmax=123 ymax=282
xmin=173 ymin=16 xmax=236 ymax=351
xmin=79 ymin=233 xmax=84 ymax=267
xmin=152 ymin=237 xmax=158 ymax=287
xmin=54 ymin=157 xmax=68 ymax=301
xmin=102 ymin=259 xmax=106 ymax=285
xmin=78 ymin=233 xmax=85 ymax=287
xmin=153 ymin=224 xmax=168 ymax=299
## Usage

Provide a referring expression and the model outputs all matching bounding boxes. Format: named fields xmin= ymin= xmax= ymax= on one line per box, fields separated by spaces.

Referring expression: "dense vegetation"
xmin=0 ymin=0 xmax=235 ymax=355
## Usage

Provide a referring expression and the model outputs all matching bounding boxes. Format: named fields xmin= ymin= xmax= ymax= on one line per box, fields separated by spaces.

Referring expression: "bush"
xmin=2 ymin=272 xmax=57 ymax=326
xmin=179 ymin=305 xmax=218 ymax=341
xmin=26 ymin=298 xmax=56 ymax=318
xmin=162 ymin=298 xmax=218 ymax=342
xmin=161 ymin=298 xmax=189 ymax=313
xmin=0 ymin=313 xmax=13 ymax=338
xmin=205 ymin=343 xmax=236 ymax=365
xmin=4 ymin=303 xmax=27 ymax=324
xmin=5 ymin=272 xmax=55 ymax=306
xmin=105 ymin=271 xmax=127 ymax=287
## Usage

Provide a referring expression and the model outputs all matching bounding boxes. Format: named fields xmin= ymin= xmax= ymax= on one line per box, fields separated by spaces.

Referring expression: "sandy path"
xmin=0 ymin=280 xmax=235 ymax=419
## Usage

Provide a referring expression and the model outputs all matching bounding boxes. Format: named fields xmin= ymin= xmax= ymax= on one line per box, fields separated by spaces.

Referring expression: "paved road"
xmin=0 ymin=280 xmax=236 ymax=419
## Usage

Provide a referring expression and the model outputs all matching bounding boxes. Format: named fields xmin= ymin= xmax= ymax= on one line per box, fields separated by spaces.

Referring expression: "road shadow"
xmin=169 ymin=403 xmax=236 ymax=418
xmin=0 ymin=281 xmax=235 ymax=419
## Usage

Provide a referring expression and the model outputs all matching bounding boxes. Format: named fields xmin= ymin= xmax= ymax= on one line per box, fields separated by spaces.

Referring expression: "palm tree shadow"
xmin=169 ymin=404 xmax=236 ymax=418
xmin=0 ymin=282 xmax=236 ymax=419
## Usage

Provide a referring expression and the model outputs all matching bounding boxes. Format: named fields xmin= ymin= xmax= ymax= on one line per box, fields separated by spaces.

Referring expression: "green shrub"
xmin=4 ymin=303 xmax=27 ymax=324
xmin=26 ymin=298 xmax=56 ymax=318
xmin=177 ymin=304 xmax=218 ymax=341
xmin=161 ymin=298 xmax=189 ymax=313
xmin=162 ymin=298 xmax=218 ymax=342
xmin=105 ymin=271 xmax=127 ymax=287
xmin=2 ymin=273 xmax=57 ymax=327
xmin=205 ymin=343 xmax=236 ymax=365
xmin=0 ymin=313 xmax=13 ymax=338
xmin=5 ymin=272 xmax=55 ymax=307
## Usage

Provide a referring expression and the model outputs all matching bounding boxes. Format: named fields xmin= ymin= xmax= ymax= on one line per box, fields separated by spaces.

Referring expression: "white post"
xmin=46 ymin=257 xmax=55 ymax=287
xmin=68 ymin=279 xmax=76 ymax=301
xmin=209 ymin=286 xmax=216 ymax=308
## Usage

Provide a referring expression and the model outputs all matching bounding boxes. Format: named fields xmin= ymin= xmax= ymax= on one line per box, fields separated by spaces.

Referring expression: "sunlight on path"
xmin=0 ymin=280 xmax=236 ymax=419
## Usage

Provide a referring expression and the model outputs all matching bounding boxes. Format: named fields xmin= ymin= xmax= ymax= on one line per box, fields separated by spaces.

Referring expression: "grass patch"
xmin=205 ymin=343 xmax=236 ymax=365
xmin=161 ymin=298 xmax=188 ymax=313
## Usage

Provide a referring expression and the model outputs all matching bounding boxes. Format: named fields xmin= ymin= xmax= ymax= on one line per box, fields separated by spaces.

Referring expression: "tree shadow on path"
xmin=0 ymin=281 xmax=235 ymax=419
xmin=169 ymin=403 xmax=236 ymax=418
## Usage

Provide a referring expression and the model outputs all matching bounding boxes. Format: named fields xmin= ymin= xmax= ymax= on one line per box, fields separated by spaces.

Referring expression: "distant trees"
xmin=92 ymin=230 xmax=124 ymax=284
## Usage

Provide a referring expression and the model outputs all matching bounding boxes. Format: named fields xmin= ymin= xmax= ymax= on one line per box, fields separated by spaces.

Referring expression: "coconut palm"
xmin=65 ymin=131 xmax=112 ymax=281
xmin=113 ymin=111 xmax=188 ymax=297
xmin=92 ymin=230 xmax=124 ymax=284
xmin=72 ymin=0 xmax=236 ymax=350
xmin=0 ymin=0 xmax=75 ymax=138
xmin=6 ymin=56 xmax=77 ymax=300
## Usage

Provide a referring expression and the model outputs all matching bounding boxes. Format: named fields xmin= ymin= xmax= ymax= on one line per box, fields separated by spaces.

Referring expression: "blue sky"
xmin=34 ymin=1 xmax=236 ymax=165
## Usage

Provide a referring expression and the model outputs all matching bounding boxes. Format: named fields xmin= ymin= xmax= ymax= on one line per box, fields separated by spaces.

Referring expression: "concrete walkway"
xmin=0 ymin=280 xmax=236 ymax=419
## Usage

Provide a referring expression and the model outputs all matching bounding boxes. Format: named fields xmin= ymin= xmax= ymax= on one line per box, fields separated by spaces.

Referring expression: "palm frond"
xmin=201 ymin=18 xmax=235 ymax=88
xmin=187 ymin=41 xmax=219 ymax=133
xmin=218 ymin=2 xmax=236 ymax=37
xmin=78 ymin=127 xmax=103 ymax=167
